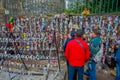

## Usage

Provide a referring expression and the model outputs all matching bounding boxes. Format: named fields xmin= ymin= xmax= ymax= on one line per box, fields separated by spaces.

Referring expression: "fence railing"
xmin=1 ymin=0 xmax=120 ymax=16
xmin=65 ymin=0 xmax=120 ymax=15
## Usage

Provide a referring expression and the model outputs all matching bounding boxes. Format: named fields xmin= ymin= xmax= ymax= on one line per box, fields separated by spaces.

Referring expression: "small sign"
xmin=5 ymin=9 xmax=9 ymax=15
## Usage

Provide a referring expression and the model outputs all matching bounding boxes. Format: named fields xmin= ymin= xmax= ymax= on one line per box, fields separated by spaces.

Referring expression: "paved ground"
xmin=0 ymin=69 xmax=115 ymax=80
xmin=0 ymin=70 xmax=65 ymax=80
xmin=83 ymin=64 xmax=115 ymax=80
xmin=95 ymin=70 xmax=114 ymax=80
xmin=84 ymin=67 xmax=115 ymax=80
xmin=0 ymin=61 xmax=115 ymax=80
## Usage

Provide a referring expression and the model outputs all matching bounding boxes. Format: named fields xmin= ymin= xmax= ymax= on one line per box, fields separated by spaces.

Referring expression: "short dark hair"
xmin=92 ymin=29 xmax=101 ymax=36
xmin=70 ymin=30 xmax=76 ymax=37
xmin=76 ymin=30 xmax=84 ymax=37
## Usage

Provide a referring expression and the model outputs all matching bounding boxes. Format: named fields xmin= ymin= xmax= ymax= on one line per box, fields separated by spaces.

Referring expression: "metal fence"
xmin=2 ymin=0 xmax=120 ymax=16
xmin=66 ymin=0 xmax=120 ymax=15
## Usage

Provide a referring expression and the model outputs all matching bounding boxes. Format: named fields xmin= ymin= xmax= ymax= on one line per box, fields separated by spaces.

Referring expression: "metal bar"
xmin=112 ymin=0 xmax=114 ymax=13
xmin=107 ymin=0 xmax=110 ymax=13
xmin=80 ymin=1 xmax=82 ymax=14
xmin=77 ymin=0 xmax=79 ymax=14
xmin=116 ymin=0 xmax=118 ymax=13
xmin=87 ymin=0 xmax=89 ymax=13
xmin=103 ymin=0 xmax=106 ymax=14
xmin=81 ymin=0 xmax=83 ymax=14
xmin=99 ymin=0 xmax=102 ymax=14
xmin=97 ymin=0 xmax=99 ymax=14
xmin=95 ymin=0 xmax=97 ymax=13
xmin=85 ymin=0 xmax=87 ymax=8
xmin=92 ymin=0 xmax=94 ymax=14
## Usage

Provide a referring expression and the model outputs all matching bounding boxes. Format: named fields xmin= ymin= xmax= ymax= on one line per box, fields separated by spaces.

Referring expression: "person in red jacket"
xmin=5 ymin=22 xmax=14 ymax=38
xmin=5 ymin=22 xmax=13 ymax=33
xmin=65 ymin=30 xmax=90 ymax=80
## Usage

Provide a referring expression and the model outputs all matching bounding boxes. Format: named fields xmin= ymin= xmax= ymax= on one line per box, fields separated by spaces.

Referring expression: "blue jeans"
xmin=85 ymin=61 xmax=97 ymax=80
xmin=67 ymin=62 xmax=77 ymax=80
xmin=68 ymin=64 xmax=84 ymax=80
xmin=115 ymin=62 xmax=120 ymax=80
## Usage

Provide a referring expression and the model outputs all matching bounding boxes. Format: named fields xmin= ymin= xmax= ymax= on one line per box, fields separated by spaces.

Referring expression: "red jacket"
xmin=65 ymin=38 xmax=90 ymax=66
xmin=5 ymin=23 xmax=13 ymax=33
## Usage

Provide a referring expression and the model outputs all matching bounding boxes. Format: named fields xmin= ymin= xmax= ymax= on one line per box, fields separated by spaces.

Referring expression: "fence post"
xmin=99 ymin=0 xmax=102 ymax=14
xmin=103 ymin=0 xmax=106 ymax=14
xmin=92 ymin=0 xmax=94 ymax=14
xmin=116 ymin=0 xmax=118 ymax=14
xmin=78 ymin=0 xmax=80 ymax=14
xmin=95 ymin=0 xmax=97 ymax=14
xmin=107 ymin=0 xmax=110 ymax=13
xmin=112 ymin=0 xmax=114 ymax=13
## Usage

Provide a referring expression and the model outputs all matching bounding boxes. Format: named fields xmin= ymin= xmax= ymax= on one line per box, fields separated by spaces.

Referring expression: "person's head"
xmin=92 ymin=29 xmax=100 ymax=38
xmin=70 ymin=30 xmax=76 ymax=38
xmin=76 ymin=30 xmax=84 ymax=38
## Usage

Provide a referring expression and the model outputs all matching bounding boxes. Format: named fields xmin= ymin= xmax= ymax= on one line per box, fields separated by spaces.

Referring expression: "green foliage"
xmin=64 ymin=0 xmax=120 ymax=15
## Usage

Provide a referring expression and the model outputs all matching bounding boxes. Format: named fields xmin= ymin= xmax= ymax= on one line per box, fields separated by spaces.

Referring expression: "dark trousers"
xmin=68 ymin=63 xmax=84 ymax=80
xmin=67 ymin=62 xmax=77 ymax=80
xmin=115 ymin=62 xmax=120 ymax=80
xmin=84 ymin=61 xmax=97 ymax=80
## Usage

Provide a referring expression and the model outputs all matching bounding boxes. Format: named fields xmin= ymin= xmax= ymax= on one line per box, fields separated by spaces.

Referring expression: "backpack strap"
xmin=75 ymin=39 xmax=86 ymax=52
xmin=93 ymin=43 xmax=103 ymax=62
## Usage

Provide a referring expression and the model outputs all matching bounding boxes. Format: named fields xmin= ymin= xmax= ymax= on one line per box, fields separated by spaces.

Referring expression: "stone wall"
xmin=0 ymin=0 xmax=5 ymax=24
xmin=3 ymin=0 xmax=65 ymax=16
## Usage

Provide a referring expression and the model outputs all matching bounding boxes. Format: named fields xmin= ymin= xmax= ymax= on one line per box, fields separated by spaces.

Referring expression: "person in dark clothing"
xmin=84 ymin=29 xmax=102 ymax=80
xmin=115 ymin=40 xmax=120 ymax=80
xmin=115 ymin=28 xmax=120 ymax=79
xmin=63 ymin=29 xmax=77 ymax=80
xmin=65 ymin=30 xmax=90 ymax=80
xmin=63 ymin=29 xmax=76 ymax=52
